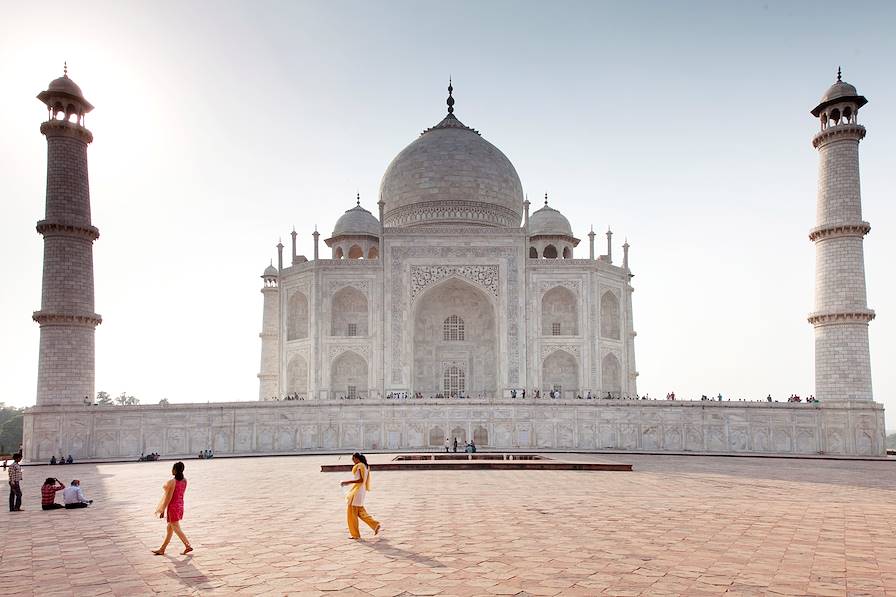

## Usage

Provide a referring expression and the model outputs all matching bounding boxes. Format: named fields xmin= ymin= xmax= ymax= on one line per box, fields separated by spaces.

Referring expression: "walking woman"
xmin=152 ymin=461 xmax=193 ymax=555
xmin=340 ymin=452 xmax=381 ymax=539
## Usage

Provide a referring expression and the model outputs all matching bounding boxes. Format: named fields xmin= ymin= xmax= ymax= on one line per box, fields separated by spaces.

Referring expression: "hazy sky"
xmin=1 ymin=1 xmax=893 ymax=428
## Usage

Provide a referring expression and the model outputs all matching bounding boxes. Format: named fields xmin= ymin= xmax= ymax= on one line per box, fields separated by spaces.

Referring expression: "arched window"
xmin=600 ymin=291 xmax=621 ymax=339
xmin=367 ymin=246 xmax=379 ymax=260
xmin=348 ymin=245 xmax=364 ymax=259
xmin=529 ymin=247 xmax=538 ymax=258
xmin=473 ymin=426 xmax=488 ymax=446
xmin=543 ymin=245 xmax=558 ymax=259
xmin=334 ymin=246 xmax=344 ymax=259
xmin=429 ymin=426 xmax=445 ymax=447
xmin=287 ymin=291 xmax=309 ymax=340
xmin=443 ymin=365 xmax=465 ymax=397
xmin=542 ymin=286 xmax=578 ymax=336
xmin=443 ymin=315 xmax=465 ymax=341
xmin=562 ymin=246 xmax=572 ymax=259
xmin=602 ymin=353 xmax=621 ymax=397
xmin=286 ymin=354 xmax=308 ymax=395
xmin=331 ymin=287 xmax=368 ymax=336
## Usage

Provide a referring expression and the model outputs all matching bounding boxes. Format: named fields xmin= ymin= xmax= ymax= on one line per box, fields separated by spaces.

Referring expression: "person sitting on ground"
xmin=41 ymin=477 xmax=65 ymax=510
xmin=63 ymin=480 xmax=92 ymax=509
xmin=50 ymin=455 xmax=56 ymax=465
xmin=66 ymin=455 xmax=73 ymax=464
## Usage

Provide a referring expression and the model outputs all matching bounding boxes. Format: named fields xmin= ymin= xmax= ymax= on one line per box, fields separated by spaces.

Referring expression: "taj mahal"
xmin=21 ymin=71 xmax=886 ymax=460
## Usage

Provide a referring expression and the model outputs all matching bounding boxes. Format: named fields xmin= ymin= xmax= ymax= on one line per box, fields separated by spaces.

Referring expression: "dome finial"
xmin=837 ymin=66 xmax=842 ymax=82
xmin=63 ymin=61 xmax=68 ymax=78
xmin=356 ymin=192 xmax=361 ymax=206
xmin=447 ymin=77 xmax=455 ymax=114
xmin=544 ymin=192 xmax=548 ymax=206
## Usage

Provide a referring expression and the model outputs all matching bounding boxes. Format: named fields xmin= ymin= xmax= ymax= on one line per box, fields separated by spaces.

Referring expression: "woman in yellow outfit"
xmin=340 ymin=452 xmax=381 ymax=539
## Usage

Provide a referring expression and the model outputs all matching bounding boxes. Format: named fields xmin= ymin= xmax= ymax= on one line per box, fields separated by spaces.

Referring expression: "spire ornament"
xmin=544 ymin=192 xmax=549 ymax=206
xmin=63 ymin=61 xmax=68 ymax=77
xmin=356 ymin=192 xmax=361 ymax=206
xmin=447 ymin=77 xmax=455 ymax=114
xmin=837 ymin=66 xmax=842 ymax=82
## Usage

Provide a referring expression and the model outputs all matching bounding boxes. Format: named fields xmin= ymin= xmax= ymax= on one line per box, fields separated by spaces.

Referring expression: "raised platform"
xmin=22 ymin=398 xmax=887 ymax=462
xmin=321 ymin=453 xmax=632 ymax=472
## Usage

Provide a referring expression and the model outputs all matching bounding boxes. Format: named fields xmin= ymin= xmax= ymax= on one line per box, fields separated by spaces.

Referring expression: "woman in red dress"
xmin=152 ymin=461 xmax=193 ymax=555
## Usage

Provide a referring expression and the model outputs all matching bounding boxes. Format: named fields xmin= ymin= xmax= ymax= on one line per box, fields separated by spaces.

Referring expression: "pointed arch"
xmin=287 ymin=291 xmax=309 ymax=340
xmin=330 ymin=350 xmax=368 ymax=398
xmin=602 ymin=353 xmax=621 ymax=397
xmin=542 ymin=349 xmax=578 ymax=397
xmin=331 ymin=286 xmax=368 ymax=336
xmin=334 ymin=246 xmax=344 ymax=259
xmin=367 ymin=245 xmax=379 ymax=260
xmin=413 ymin=277 xmax=496 ymax=397
xmin=542 ymin=286 xmax=578 ymax=336
xmin=543 ymin=244 xmax=558 ymax=259
xmin=348 ymin=245 xmax=364 ymax=259
xmin=287 ymin=354 xmax=308 ymax=395
xmin=529 ymin=246 xmax=538 ymax=258
xmin=429 ymin=426 xmax=445 ymax=447
xmin=562 ymin=246 xmax=572 ymax=259
xmin=600 ymin=290 xmax=621 ymax=339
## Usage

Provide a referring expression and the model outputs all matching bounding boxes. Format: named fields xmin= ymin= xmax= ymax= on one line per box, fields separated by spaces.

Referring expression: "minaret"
xmin=33 ymin=66 xmax=101 ymax=406
xmin=606 ymin=227 xmax=613 ymax=264
xmin=290 ymin=227 xmax=298 ymax=265
xmin=258 ymin=263 xmax=280 ymax=400
xmin=588 ymin=226 xmax=595 ymax=260
xmin=808 ymin=69 xmax=874 ymax=402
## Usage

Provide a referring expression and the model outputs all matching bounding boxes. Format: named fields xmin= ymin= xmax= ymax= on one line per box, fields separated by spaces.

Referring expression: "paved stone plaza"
xmin=2 ymin=454 xmax=896 ymax=596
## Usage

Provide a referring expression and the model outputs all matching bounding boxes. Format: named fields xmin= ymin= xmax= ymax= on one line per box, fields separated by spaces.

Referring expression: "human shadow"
xmin=159 ymin=554 xmax=216 ymax=589
xmin=357 ymin=536 xmax=446 ymax=569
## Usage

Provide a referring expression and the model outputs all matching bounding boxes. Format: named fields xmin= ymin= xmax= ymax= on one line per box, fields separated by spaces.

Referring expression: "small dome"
xmin=263 ymin=264 xmax=278 ymax=277
xmin=819 ymin=81 xmax=858 ymax=104
xmin=529 ymin=201 xmax=573 ymax=237
xmin=810 ymin=71 xmax=867 ymax=117
xmin=48 ymin=75 xmax=85 ymax=99
xmin=332 ymin=202 xmax=380 ymax=237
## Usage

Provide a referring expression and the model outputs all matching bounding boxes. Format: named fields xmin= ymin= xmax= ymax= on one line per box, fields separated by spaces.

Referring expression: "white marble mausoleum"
xmin=22 ymin=75 xmax=886 ymax=461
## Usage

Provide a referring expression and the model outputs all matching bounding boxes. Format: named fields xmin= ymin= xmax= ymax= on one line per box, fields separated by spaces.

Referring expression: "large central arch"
xmin=412 ymin=277 xmax=497 ymax=397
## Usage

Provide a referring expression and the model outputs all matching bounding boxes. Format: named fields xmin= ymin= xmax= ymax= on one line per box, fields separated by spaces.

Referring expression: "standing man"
xmin=8 ymin=453 xmax=23 ymax=512
xmin=453 ymin=437 xmax=458 ymax=453
xmin=444 ymin=437 xmax=450 ymax=453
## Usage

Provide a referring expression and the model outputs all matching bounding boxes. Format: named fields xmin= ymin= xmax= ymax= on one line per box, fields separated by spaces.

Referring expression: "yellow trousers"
xmin=347 ymin=504 xmax=380 ymax=538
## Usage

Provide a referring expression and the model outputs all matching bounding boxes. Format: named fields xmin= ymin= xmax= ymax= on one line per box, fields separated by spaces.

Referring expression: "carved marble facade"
xmin=22 ymin=399 xmax=886 ymax=461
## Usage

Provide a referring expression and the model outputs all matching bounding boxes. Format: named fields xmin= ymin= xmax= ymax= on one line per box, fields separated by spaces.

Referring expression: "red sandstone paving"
xmin=1 ymin=454 xmax=895 ymax=596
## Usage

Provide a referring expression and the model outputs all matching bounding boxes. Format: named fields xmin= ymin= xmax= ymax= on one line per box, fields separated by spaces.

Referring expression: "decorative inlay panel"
xmin=410 ymin=265 xmax=499 ymax=302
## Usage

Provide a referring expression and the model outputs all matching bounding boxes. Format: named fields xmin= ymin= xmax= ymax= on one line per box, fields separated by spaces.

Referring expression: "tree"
xmin=0 ymin=404 xmax=24 ymax=455
xmin=159 ymin=398 xmax=170 ymax=406
xmin=115 ymin=392 xmax=140 ymax=406
xmin=96 ymin=391 xmax=112 ymax=405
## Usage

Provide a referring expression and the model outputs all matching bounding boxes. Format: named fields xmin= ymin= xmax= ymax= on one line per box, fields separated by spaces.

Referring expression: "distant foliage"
xmin=159 ymin=398 xmax=170 ymax=406
xmin=115 ymin=392 xmax=140 ymax=406
xmin=96 ymin=391 xmax=112 ymax=405
xmin=0 ymin=403 xmax=24 ymax=455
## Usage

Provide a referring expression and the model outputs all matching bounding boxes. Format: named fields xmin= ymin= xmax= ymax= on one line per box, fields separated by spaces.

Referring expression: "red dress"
xmin=166 ymin=479 xmax=187 ymax=523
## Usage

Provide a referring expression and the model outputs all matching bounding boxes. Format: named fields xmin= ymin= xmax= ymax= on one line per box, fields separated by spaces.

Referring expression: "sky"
xmin=1 ymin=1 xmax=893 ymax=429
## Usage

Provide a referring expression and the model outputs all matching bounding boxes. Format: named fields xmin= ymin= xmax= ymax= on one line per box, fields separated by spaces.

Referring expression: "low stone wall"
xmin=22 ymin=399 xmax=887 ymax=462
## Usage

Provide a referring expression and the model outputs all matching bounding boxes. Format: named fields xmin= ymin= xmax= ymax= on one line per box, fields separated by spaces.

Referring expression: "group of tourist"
xmin=139 ymin=453 xmax=161 ymax=462
xmin=48 ymin=454 xmax=74 ymax=465
xmin=41 ymin=477 xmax=93 ymax=509
xmin=197 ymin=449 xmax=214 ymax=459
xmin=443 ymin=437 xmax=477 ymax=453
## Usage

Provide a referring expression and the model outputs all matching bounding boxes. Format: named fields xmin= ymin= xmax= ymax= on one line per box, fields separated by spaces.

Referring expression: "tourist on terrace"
xmin=8 ymin=453 xmax=23 ymax=512
xmin=153 ymin=461 xmax=192 ymax=555
xmin=49 ymin=455 xmax=56 ymax=465
xmin=453 ymin=437 xmax=458 ymax=453
xmin=63 ymin=480 xmax=92 ymax=508
xmin=41 ymin=478 xmax=65 ymax=510
xmin=341 ymin=452 xmax=381 ymax=540
xmin=444 ymin=438 xmax=450 ymax=453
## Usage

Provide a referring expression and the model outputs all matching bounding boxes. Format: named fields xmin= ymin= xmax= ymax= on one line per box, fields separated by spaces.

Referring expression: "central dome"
xmin=379 ymin=107 xmax=524 ymax=228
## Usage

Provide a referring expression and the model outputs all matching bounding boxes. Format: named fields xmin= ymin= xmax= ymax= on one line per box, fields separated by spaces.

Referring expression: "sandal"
xmin=181 ymin=546 xmax=193 ymax=555
xmin=152 ymin=549 xmax=165 ymax=556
